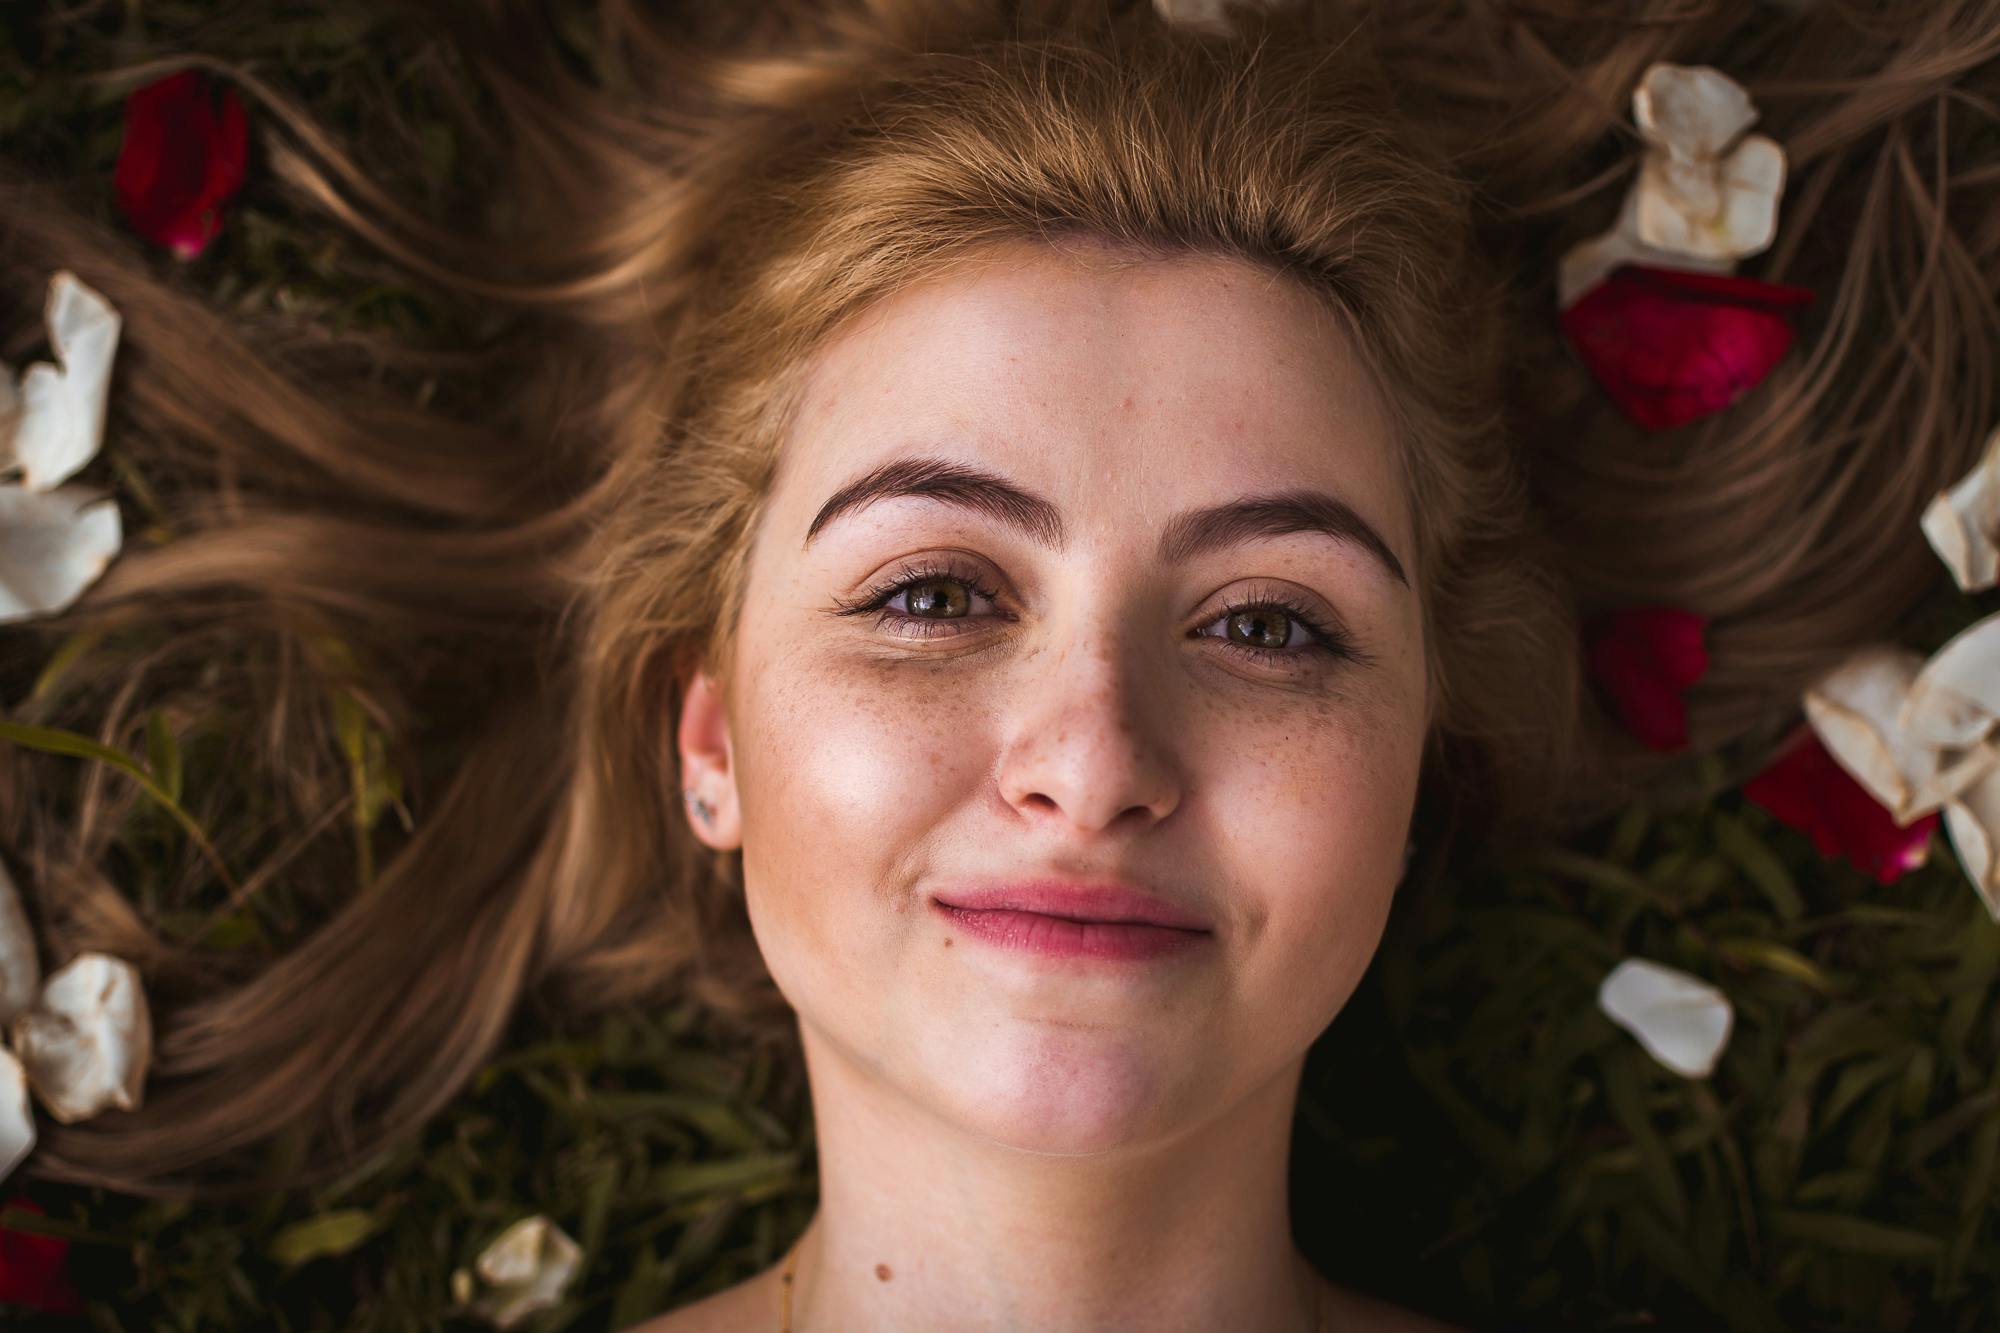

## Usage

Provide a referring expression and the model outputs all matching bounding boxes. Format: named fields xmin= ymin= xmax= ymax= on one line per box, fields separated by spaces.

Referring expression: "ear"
xmin=675 ymin=664 xmax=742 ymax=850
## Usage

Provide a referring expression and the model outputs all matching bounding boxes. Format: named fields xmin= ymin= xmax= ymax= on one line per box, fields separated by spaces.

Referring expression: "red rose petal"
xmin=1742 ymin=725 xmax=1938 ymax=886
xmin=113 ymin=68 xmax=250 ymax=261
xmin=1560 ymin=264 xmax=1816 ymax=431
xmin=1586 ymin=607 xmax=1711 ymax=752
xmin=0 ymin=1196 xmax=86 ymax=1317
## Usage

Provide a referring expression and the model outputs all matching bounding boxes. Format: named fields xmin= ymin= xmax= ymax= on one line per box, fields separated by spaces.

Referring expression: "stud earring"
xmin=682 ymin=789 xmax=714 ymax=825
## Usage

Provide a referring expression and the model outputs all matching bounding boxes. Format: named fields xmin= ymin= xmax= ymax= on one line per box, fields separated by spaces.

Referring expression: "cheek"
xmin=736 ymin=658 xmax=989 ymax=943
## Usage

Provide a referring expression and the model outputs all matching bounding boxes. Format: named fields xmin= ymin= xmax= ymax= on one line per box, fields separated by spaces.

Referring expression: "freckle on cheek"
xmin=876 ymin=1263 xmax=893 ymax=1281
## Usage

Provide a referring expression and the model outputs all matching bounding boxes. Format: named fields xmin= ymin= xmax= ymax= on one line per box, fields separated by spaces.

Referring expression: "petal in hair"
xmin=1558 ymin=264 xmax=1814 ymax=431
xmin=0 ymin=272 xmax=121 ymax=495
xmin=7 ymin=953 xmax=153 ymax=1125
xmin=1804 ymin=642 xmax=1999 ymax=824
xmin=0 ymin=1052 xmax=32 ymax=1188
xmin=1921 ymin=423 xmax=2000 ymax=592
xmin=1631 ymin=63 xmax=1787 ymax=262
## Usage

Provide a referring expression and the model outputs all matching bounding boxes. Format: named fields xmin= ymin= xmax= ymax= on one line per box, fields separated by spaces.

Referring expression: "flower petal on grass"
xmin=7 ymin=953 xmax=153 ymax=1124
xmin=1597 ymin=957 xmax=1734 ymax=1078
xmin=1 ymin=272 xmax=121 ymax=495
xmin=1942 ymin=765 xmax=2000 ymax=922
xmin=1921 ymin=424 xmax=2000 ymax=592
xmin=467 ymin=1214 xmax=583 ymax=1329
xmin=0 ymin=484 xmax=123 ymax=624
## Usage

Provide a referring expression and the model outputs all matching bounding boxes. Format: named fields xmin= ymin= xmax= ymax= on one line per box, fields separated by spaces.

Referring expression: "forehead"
xmin=774 ymin=239 xmax=1410 ymax=558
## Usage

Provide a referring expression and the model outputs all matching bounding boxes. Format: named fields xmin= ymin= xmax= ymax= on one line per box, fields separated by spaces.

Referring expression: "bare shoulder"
xmin=619 ymin=1267 xmax=776 ymax=1333
xmin=1321 ymin=1273 xmax=1472 ymax=1332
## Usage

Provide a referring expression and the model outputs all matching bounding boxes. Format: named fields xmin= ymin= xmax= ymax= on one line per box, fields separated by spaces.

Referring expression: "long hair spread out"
xmin=0 ymin=0 xmax=1994 ymax=1202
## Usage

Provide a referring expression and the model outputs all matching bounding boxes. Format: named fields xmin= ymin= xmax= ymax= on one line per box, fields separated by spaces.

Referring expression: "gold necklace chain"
xmin=776 ymin=1238 xmax=1329 ymax=1331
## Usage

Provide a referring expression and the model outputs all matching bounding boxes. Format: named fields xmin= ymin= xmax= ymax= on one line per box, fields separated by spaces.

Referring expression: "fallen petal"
xmin=1633 ymin=63 xmax=1760 ymax=162
xmin=1597 ymin=957 xmax=1734 ymax=1078
xmin=0 ymin=484 xmax=123 ymax=624
xmin=1942 ymin=761 xmax=2000 ymax=921
xmin=3 ymin=273 xmax=121 ymax=494
xmin=7 ymin=952 xmax=153 ymax=1125
xmin=0 ymin=861 xmax=39 ymax=1028
xmin=0 ymin=1050 xmax=32 ymax=1188
xmin=1805 ymin=643 xmax=1998 ymax=821
xmin=468 ymin=1214 xmax=583 ymax=1329
xmin=1742 ymin=723 xmax=1940 ymax=884
xmin=1559 ymin=264 xmax=1814 ymax=430
xmin=114 ymin=70 xmax=251 ymax=263
xmin=1900 ymin=610 xmax=2000 ymax=750
xmin=1920 ymin=424 xmax=2000 ymax=592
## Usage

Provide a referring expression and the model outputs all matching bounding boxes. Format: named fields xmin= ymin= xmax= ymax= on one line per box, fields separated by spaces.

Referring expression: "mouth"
xmin=930 ymin=900 xmax=1213 ymax=963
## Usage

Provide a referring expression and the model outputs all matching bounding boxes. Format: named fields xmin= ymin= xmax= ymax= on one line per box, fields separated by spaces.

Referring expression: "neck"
xmin=780 ymin=1018 xmax=1323 ymax=1332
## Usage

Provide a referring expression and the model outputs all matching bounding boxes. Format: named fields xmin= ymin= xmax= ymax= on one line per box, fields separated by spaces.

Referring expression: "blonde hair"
xmin=1 ymin=0 xmax=1994 ymax=1199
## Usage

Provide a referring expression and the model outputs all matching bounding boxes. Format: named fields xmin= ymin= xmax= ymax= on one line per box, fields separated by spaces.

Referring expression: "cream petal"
xmin=469 ymin=1214 xmax=584 ymax=1329
xmin=1557 ymin=186 xmax=1735 ymax=308
xmin=0 ymin=1046 xmax=34 ymax=1186
xmin=1943 ymin=765 xmax=2000 ymax=921
xmin=0 ymin=859 xmax=41 ymax=1027
xmin=0 ymin=482 xmax=123 ymax=623
xmin=0 ymin=359 xmax=18 ymax=473
xmin=1921 ymin=424 xmax=2000 ymax=592
xmin=1634 ymin=133 xmax=1786 ymax=260
xmin=1633 ymin=63 xmax=1760 ymax=162
xmin=8 ymin=273 xmax=121 ymax=494
xmin=8 ymin=952 xmax=153 ymax=1124
xmin=1802 ymin=644 xmax=1992 ymax=822
xmin=1899 ymin=612 xmax=2000 ymax=750
xmin=1597 ymin=957 xmax=1734 ymax=1078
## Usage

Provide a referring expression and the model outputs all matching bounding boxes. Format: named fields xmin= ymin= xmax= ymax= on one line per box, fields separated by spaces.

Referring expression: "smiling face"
xmin=676 ymin=236 xmax=1432 ymax=1156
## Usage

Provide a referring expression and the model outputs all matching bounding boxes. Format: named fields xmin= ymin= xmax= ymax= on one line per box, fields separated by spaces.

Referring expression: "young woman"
xmin=2 ymin=1 xmax=1992 ymax=1329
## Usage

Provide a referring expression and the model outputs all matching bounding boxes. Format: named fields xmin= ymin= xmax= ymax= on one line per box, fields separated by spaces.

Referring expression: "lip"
xmin=932 ymin=903 xmax=1212 ymax=961
xmin=931 ymin=880 xmax=1214 ymax=930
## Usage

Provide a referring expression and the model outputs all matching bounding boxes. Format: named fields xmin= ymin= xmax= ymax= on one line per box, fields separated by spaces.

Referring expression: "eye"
xmin=827 ymin=558 xmax=1008 ymax=642
xmin=829 ymin=561 xmax=1366 ymax=669
xmin=1190 ymin=583 xmax=1363 ymax=669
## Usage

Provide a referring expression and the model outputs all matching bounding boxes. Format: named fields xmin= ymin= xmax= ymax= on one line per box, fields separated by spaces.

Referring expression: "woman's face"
xmin=678 ymin=238 xmax=1432 ymax=1155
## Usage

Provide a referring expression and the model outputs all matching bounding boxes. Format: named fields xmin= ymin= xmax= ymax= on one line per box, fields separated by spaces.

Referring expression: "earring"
xmin=682 ymin=789 xmax=714 ymax=825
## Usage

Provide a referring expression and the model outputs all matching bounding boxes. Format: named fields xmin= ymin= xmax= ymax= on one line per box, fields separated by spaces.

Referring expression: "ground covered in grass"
xmin=2 ymin=4 xmax=1996 ymax=1331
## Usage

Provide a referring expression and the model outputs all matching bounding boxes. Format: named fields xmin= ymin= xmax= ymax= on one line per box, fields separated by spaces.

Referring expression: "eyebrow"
xmin=802 ymin=454 xmax=1409 ymax=588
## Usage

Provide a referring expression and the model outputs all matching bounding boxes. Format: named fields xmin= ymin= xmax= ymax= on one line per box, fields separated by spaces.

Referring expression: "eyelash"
xmin=828 ymin=557 xmax=1364 ymax=670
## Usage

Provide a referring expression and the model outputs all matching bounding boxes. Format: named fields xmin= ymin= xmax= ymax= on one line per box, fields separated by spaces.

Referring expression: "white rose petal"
xmin=467 ymin=1214 xmax=584 ymax=1329
xmin=1634 ymin=63 xmax=1760 ymax=162
xmin=8 ymin=952 xmax=153 ymax=1124
xmin=1898 ymin=612 xmax=2000 ymax=750
xmin=1921 ymin=425 xmax=2000 ymax=592
xmin=0 ymin=481 xmax=122 ymax=623
xmin=0 ymin=1046 xmax=35 ymax=1187
xmin=1803 ymin=644 xmax=1999 ymax=823
xmin=1597 ymin=957 xmax=1734 ymax=1078
xmin=1635 ymin=132 xmax=1786 ymax=260
xmin=1 ymin=271 xmax=121 ymax=494
xmin=1151 ymin=0 xmax=1286 ymax=36
xmin=0 ymin=859 xmax=41 ymax=1027
xmin=1557 ymin=187 xmax=1736 ymax=308
xmin=1942 ymin=765 xmax=2000 ymax=922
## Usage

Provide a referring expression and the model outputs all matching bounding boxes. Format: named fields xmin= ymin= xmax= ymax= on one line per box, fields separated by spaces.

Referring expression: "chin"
xmin=935 ymin=1021 xmax=1203 ymax=1157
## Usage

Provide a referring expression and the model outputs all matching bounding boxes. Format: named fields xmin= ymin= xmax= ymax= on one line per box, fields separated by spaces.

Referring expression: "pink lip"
xmin=929 ymin=881 xmax=1214 ymax=962
xmin=932 ymin=904 xmax=1212 ymax=961
xmin=932 ymin=881 xmax=1213 ymax=930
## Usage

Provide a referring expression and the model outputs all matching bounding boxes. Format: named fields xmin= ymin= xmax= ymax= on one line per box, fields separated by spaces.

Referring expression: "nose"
xmin=994 ymin=618 xmax=1184 ymax=835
